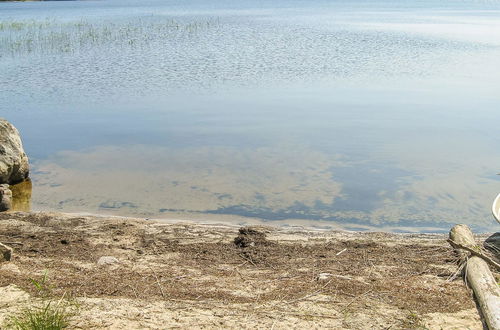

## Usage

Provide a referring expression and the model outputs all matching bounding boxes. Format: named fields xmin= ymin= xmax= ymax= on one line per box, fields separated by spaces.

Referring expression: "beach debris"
xmin=317 ymin=272 xmax=332 ymax=281
xmin=0 ymin=118 xmax=30 ymax=185
xmin=234 ymin=227 xmax=267 ymax=248
xmin=317 ymin=273 xmax=356 ymax=282
xmin=336 ymin=248 xmax=347 ymax=256
xmin=0 ymin=242 xmax=13 ymax=262
xmin=448 ymin=239 xmax=500 ymax=272
xmin=0 ymin=184 xmax=12 ymax=212
xmin=97 ymin=256 xmax=120 ymax=266
xmin=449 ymin=224 xmax=500 ymax=329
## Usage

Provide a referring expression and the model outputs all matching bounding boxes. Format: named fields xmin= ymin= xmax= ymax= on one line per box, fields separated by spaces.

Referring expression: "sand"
xmin=0 ymin=211 xmax=497 ymax=329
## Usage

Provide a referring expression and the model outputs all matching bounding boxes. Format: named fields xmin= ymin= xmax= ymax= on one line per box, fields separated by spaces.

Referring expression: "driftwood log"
xmin=449 ymin=224 xmax=500 ymax=330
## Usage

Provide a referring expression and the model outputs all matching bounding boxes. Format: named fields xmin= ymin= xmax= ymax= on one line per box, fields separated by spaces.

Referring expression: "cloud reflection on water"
xmin=3 ymin=0 xmax=500 ymax=233
xmin=30 ymin=142 xmax=500 ymax=232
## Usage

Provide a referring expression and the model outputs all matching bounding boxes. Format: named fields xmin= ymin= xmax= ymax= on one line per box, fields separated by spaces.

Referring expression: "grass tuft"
xmin=6 ymin=300 xmax=71 ymax=330
xmin=3 ymin=272 xmax=77 ymax=330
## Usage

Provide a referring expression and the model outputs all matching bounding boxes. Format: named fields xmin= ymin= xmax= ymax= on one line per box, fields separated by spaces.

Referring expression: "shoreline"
xmin=24 ymin=209 xmax=471 ymax=234
xmin=1 ymin=211 xmax=496 ymax=329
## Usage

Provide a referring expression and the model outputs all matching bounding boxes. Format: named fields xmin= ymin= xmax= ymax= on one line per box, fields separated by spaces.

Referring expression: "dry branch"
xmin=336 ymin=248 xmax=347 ymax=256
xmin=148 ymin=266 xmax=166 ymax=299
xmin=447 ymin=239 xmax=500 ymax=271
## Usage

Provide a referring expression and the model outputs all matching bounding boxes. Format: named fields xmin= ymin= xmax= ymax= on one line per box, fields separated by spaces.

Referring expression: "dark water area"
xmin=1 ymin=0 xmax=500 ymax=232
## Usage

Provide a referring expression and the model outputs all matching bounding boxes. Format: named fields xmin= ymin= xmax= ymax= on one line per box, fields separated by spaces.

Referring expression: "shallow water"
xmin=1 ymin=0 xmax=500 ymax=232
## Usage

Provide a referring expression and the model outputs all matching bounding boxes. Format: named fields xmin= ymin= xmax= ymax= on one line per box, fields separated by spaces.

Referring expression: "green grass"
xmin=3 ymin=273 xmax=77 ymax=330
xmin=6 ymin=299 xmax=72 ymax=330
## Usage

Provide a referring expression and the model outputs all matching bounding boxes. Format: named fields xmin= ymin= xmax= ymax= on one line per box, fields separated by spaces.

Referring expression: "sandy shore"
xmin=0 ymin=211 xmax=497 ymax=329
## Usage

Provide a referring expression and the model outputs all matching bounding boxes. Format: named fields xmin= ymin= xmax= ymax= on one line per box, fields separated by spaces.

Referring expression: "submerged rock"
xmin=10 ymin=179 xmax=32 ymax=212
xmin=0 ymin=118 xmax=29 ymax=185
xmin=0 ymin=184 xmax=12 ymax=212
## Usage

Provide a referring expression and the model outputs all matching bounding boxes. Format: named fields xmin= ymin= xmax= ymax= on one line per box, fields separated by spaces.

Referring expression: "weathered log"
xmin=449 ymin=224 xmax=500 ymax=330
xmin=448 ymin=239 xmax=500 ymax=272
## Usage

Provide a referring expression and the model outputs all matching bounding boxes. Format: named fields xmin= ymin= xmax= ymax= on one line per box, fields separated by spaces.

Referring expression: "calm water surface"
xmin=1 ymin=0 xmax=500 ymax=232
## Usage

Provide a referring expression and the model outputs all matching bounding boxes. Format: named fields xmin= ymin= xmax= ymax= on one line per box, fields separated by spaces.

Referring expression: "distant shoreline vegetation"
xmin=0 ymin=0 xmax=78 ymax=2
xmin=0 ymin=17 xmax=221 ymax=56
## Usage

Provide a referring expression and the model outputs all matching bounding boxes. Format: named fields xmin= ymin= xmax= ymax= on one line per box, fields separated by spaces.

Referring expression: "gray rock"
xmin=0 ymin=184 xmax=12 ymax=212
xmin=484 ymin=232 xmax=500 ymax=257
xmin=0 ymin=242 xmax=13 ymax=262
xmin=0 ymin=119 xmax=29 ymax=185
xmin=97 ymin=256 xmax=120 ymax=265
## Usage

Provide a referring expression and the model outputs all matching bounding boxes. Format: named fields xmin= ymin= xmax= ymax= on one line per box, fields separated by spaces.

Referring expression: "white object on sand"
xmin=97 ymin=256 xmax=120 ymax=266
xmin=492 ymin=193 xmax=500 ymax=224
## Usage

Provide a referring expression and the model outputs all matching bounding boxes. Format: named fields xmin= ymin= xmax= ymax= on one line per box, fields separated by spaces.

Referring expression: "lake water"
xmin=1 ymin=0 xmax=500 ymax=232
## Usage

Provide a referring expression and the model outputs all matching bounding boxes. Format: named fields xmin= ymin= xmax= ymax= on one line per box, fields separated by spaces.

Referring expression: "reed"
xmin=0 ymin=17 xmax=221 ymax=56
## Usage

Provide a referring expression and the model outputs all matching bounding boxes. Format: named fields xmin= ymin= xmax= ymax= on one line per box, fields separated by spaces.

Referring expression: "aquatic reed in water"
xmin=0 ymin=17 xmax=221 ymax=57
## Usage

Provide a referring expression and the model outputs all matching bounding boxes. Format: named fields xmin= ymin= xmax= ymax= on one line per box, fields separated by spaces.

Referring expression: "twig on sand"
xmin=275 ymin=311 xmax=340 ymax=320
xmin=238 ymin=253 xmax=257 ymax=266
xmin=1 ymin=241 xmax=23 ymax=245
xmin=272 ymin=274 xmax=301 ymax=282
xmin=284 ymin=280 xmax=333 ymax=304
xmin=446 ymin=261 xmax=466 ymax=282
xmin=127 ymin=284 xmax=139 ymax=299
xmin=447 ymin=239 xmax=500 ymax=271
xmin=149 ymin=266 xmax=166 ymax=299
xmin=330 ymin=274 xmax=352 ymax=280
xmin=336 ymin=248 xmax=347 ymax=256
xmin=338 ymin=289 xmax=373 ymax=314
